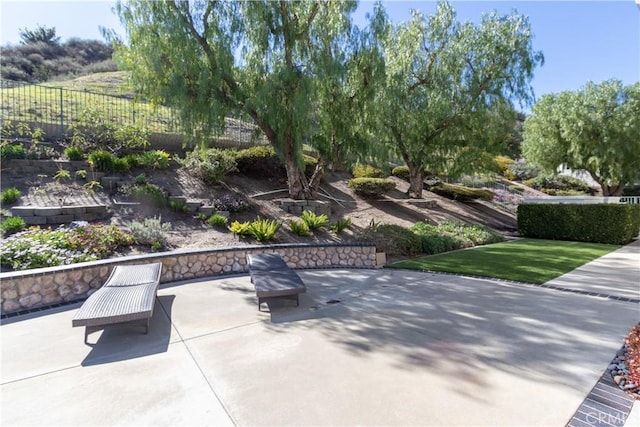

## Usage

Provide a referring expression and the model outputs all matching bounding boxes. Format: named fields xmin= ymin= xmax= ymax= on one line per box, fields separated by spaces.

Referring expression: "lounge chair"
xmin=246 ymin=253 xmax=306 ymax=311
xmin=72 ymin=262 xmax=163 ymax=344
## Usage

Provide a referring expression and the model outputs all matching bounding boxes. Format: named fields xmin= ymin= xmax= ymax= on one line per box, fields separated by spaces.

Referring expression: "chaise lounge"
xmin=246 ymin=253 xmax=306 ymax=311
xmin=72 ymin=262 xmax=163 ymax=344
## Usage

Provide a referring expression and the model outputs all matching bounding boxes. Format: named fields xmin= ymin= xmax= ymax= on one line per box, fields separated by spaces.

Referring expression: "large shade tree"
xmin=523 ymin=80 xmax=640 ymax=196
xmin=114 ymin=0 xmax=371 ymax=199
xmin=375 ymin=1 xmax=543 ymax=197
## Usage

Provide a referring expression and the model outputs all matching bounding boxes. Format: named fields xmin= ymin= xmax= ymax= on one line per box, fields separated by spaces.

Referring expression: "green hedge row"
xmin=348 ymin=177 xmax=396 ymax=198
xmin=429 ymin=183 xmax=494 ymax=202
xmin=517 ymin=203 xmax=640 ymax=245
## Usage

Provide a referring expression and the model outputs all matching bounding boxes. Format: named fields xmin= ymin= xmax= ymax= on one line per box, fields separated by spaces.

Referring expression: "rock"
xmin=614 ymin=375 xmax=625 ymax=385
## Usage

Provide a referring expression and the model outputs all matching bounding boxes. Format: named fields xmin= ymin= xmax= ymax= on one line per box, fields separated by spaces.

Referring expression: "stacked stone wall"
xmin=0 ymin=243 xmax=376 ymax=315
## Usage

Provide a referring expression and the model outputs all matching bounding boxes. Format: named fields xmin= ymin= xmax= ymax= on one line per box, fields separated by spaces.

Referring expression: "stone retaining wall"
xmin=11 ymin=205 xmax=109 ymax=225
xmin=274 ymin=199 xmax=331 ymax=216
xmin=0 ymin=243 xmax=376 ymax=315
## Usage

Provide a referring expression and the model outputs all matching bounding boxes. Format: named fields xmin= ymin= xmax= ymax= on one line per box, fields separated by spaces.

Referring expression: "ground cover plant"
xmin=0 ymin=224 xmax=134 ymax=270
xmin=387 ymin=239 xmax=619 ymax=284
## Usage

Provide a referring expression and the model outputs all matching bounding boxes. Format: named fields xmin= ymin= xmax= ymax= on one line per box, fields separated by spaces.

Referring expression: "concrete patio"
xmin=1 ymin=241 xmax=639 ymax=426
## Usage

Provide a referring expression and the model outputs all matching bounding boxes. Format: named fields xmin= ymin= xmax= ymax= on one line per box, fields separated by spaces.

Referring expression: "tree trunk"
xmin=407 ymin=163 xmax=425 ymax=199
xmin=601 ymin=183 xmax=626 ymax=196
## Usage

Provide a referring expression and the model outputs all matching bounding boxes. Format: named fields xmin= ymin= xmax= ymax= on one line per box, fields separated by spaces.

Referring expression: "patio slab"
xmin=1 ymin=240 xmax=638 ymax=426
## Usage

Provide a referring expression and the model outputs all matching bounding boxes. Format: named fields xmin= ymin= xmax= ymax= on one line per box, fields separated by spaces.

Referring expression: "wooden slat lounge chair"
xmin=72 ymin=262 xmax=163 ymax=344
xmin=246 ymin=253 xmax=306 ymax=311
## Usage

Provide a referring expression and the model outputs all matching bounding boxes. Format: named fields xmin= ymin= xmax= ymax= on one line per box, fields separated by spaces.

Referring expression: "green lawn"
xmin=386 ymin=238 xmax=620 ymax=284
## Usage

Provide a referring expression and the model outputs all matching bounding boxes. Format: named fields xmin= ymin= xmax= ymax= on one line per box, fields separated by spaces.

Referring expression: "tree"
xmin=19 ymin=25 xmax=61 ymax=46
xmin=523 ymin=80 xmax=640 ymax=196
xmin=114 ymin=0 xmax=368 ymax=199
xmin=374 ymin=1 xmax=543 ymax=197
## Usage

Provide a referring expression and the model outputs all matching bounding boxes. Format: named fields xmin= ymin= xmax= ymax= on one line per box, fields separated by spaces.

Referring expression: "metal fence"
xmin=0 ymin=79 xmax=265 ymax=149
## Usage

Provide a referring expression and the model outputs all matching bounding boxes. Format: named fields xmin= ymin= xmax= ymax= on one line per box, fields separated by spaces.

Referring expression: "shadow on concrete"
xmin=81 ymin=295 xmax=175 ymax=366
xmin=266 ymin=269 xmax=636 ymax=397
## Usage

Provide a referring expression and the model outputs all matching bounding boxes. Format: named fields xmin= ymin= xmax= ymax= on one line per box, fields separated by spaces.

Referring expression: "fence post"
xmin=59 ymin=87 xmax=64 ymax=137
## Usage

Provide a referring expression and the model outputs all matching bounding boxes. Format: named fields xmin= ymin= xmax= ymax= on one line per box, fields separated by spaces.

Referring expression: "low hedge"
xmin=517 ymin=203 xmax=640 ymax=245
xmin=359 ymin=223 xmax=422 ymax=257
xmin=429 ymin=183 xmax=494 ymax=202
xmin=234 ymin=146 xmax=318 ymax=178
xmin=352 ymin=163 xmax=384 ymax=179
xmin=348 ymin=177 xmax=396 ymax=198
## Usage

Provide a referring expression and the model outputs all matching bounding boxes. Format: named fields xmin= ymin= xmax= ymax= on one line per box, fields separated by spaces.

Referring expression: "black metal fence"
xmin=0 ymin=79 xmax=264 ymax=149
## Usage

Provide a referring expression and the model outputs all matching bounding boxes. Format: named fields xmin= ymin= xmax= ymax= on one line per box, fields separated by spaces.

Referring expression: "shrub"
xmin=0 ymin=143 xmax=26 ymax=160
xmin=524 ymin=174 xmax=591 ymax=195
xmin=134 ymin=150 xmax=171 ymax=170
xmin=228 ymin=220 xmax=252 ymax=237
xmin=300 ymin=210 xmax=329 ymax=230
xmin=289 ymin=219 xmax=310 ymax=236
xmin=352 ymin=163 xmax=384 ymax=178
xmin=1 ymin=187 xmax=22 ymax=205
xmin=88 ymin=150 xmax=129 ymax=173
xmin=128 ymin=216 xmax=172 ymax=249
xmin=508 ymin=159 xmax=539 ymax=181
xmin=331 ymin=217 xmax=352 ymax=234
xmin=410 ymin=221 xmax=504 ymax=254
xmin=0 ymin=224 xmax=134 ymax=270
xmin=127 ymin=184 xmax=167 ymax=207
xmin=211 ymin=194 xmax=249 ymax=213
xmin=169 ymin=200 xmax=190 ymax=213
xmin=429 ymin=183 xmax=494 ymax=202
xmin=410 ymin=222 xmax=461 ymax=254
xmin=391 ymin=165 xmax=410 ymax=181
xmin=436 ymin=221 xmax=504 ymax=246
xmin=249 ymin=217 xmax=281 ymax=242
xmin=208 ymin=214 xmax=228 ymax=227
xmin=63 ymin=146 xmax=84 ymax=160
xmin=234 ymin=146 xmax=285 ymax=178
xmin=517 ymin=203 xmax=640 ymax=245
xmin=65 ymin=224 xmax=135 ymax=258
xmin=359 ymin=223 xmax=422 ymax=258
xmin=494 ymin=156 xmax=515 ymax=180
xmin=348 ymin=178 xmax=396 ymax=198
xmin=0 ymin=216 xmax=26 ymax=235
xmin=177 ymin=148 xmax=237 ymax=185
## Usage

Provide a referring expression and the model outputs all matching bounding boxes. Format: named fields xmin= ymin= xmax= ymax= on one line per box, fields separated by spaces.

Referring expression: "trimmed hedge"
xmin=234 ymin=146 xmax=318 ymax=178
xmin=517 ymin=203 xmax=640 ymax=245
xmin=352 ymin=163 xmax=384 ymax=179
xmin=429 ymin=183 xmax=494 ymax=202
xmin=359 ymin=224 xmax=422 ymax=257
xmin=348 ymin=177 xmax=396 ymax=198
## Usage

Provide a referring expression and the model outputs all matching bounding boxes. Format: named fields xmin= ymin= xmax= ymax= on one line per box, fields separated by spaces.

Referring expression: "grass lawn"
xmin=386 ymin=238 xmax=620 ymax=284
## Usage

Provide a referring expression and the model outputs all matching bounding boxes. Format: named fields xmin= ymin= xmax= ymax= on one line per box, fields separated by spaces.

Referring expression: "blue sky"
xmin=1 ymin=0 xmax=638 ymax=100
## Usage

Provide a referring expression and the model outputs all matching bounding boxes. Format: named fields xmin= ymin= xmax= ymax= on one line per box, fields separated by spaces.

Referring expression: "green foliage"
xmin=228 ymin=220 xmax=252 ymax=237
xmin=348 ymin=177 xmax=396 ymax=198
xmin=0 ymin=216 xmax=26 ymax=235
xmin=177 ymin=148 xmax=237 ymax=185
xmin=208 ymin=214 xmax=228 ymax=227
xmin=524 ymin=174 xmax=591 ymax=195
xmin=517 ymin=203 xmax=640 ymax=245
xmin=83 ymin=180 xmax=102 ymax=193
xmin=508 ymin=159 xmax=540 ymax=181
xmin=289 ymin=219 xmax=311 ymax=236
xmin=410 ymin=221 xmax=504 ymax=254
xmin=494 ymin=156 xmax=516 ymax=180
xmin=19 ymin=25 xmax=61 ymax=46
xmin=429 ymin=183 xmax=494 ymax=202
xmin=64 ymin=146 xmax=84 ymax=160
xmin=135 ymin=173 xmax=147 ymax=184
xmin=169 ymin=200 xmax=190 ymax=213
xmin=114 ymin=0 xmax=362 ymax=199
xmin=128 ymin=216 xmax=172 ymax=248
xmin=136 ymin=150 xmax=171 ymax=169
xmin=53 ymin=168 xmax=71 ymax=182
xmin=359 ymin=223 xmax=423 ymax=258
xmin=234 ymin=146 xmax=284 ymax=178
xmin=249 ymin=217 xmax=282 ymax=242
xmin=1 ymin=187 xmax=22 ymax=205
xmin=331 ymin=217 xmax=352 ymax=234
xmin=0 ymin=224 xmax=134 ymax=270
xmin=300 ymin=210 xmax=329 ymax=230
xmin=88 ymin=149 xmax=130 ymax=173
xmin=523 ymin=80 xmax=640 ymax=196
xmin=352 ymin=163 xmax=384 ymax=179
xmin=391 ymin=166 xmax=410 ymax=181
xmin=376 ymin=1 xmax=543 ymax=197
xmin=127 ymin=183 xmax=167 ymax=207
xmin=0 ymin=143 xmax=27 ymax=160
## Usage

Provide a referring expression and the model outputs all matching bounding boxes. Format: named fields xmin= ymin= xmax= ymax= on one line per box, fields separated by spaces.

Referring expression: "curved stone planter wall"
xmin=0 ymin=243 xmax=376 ymax=315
